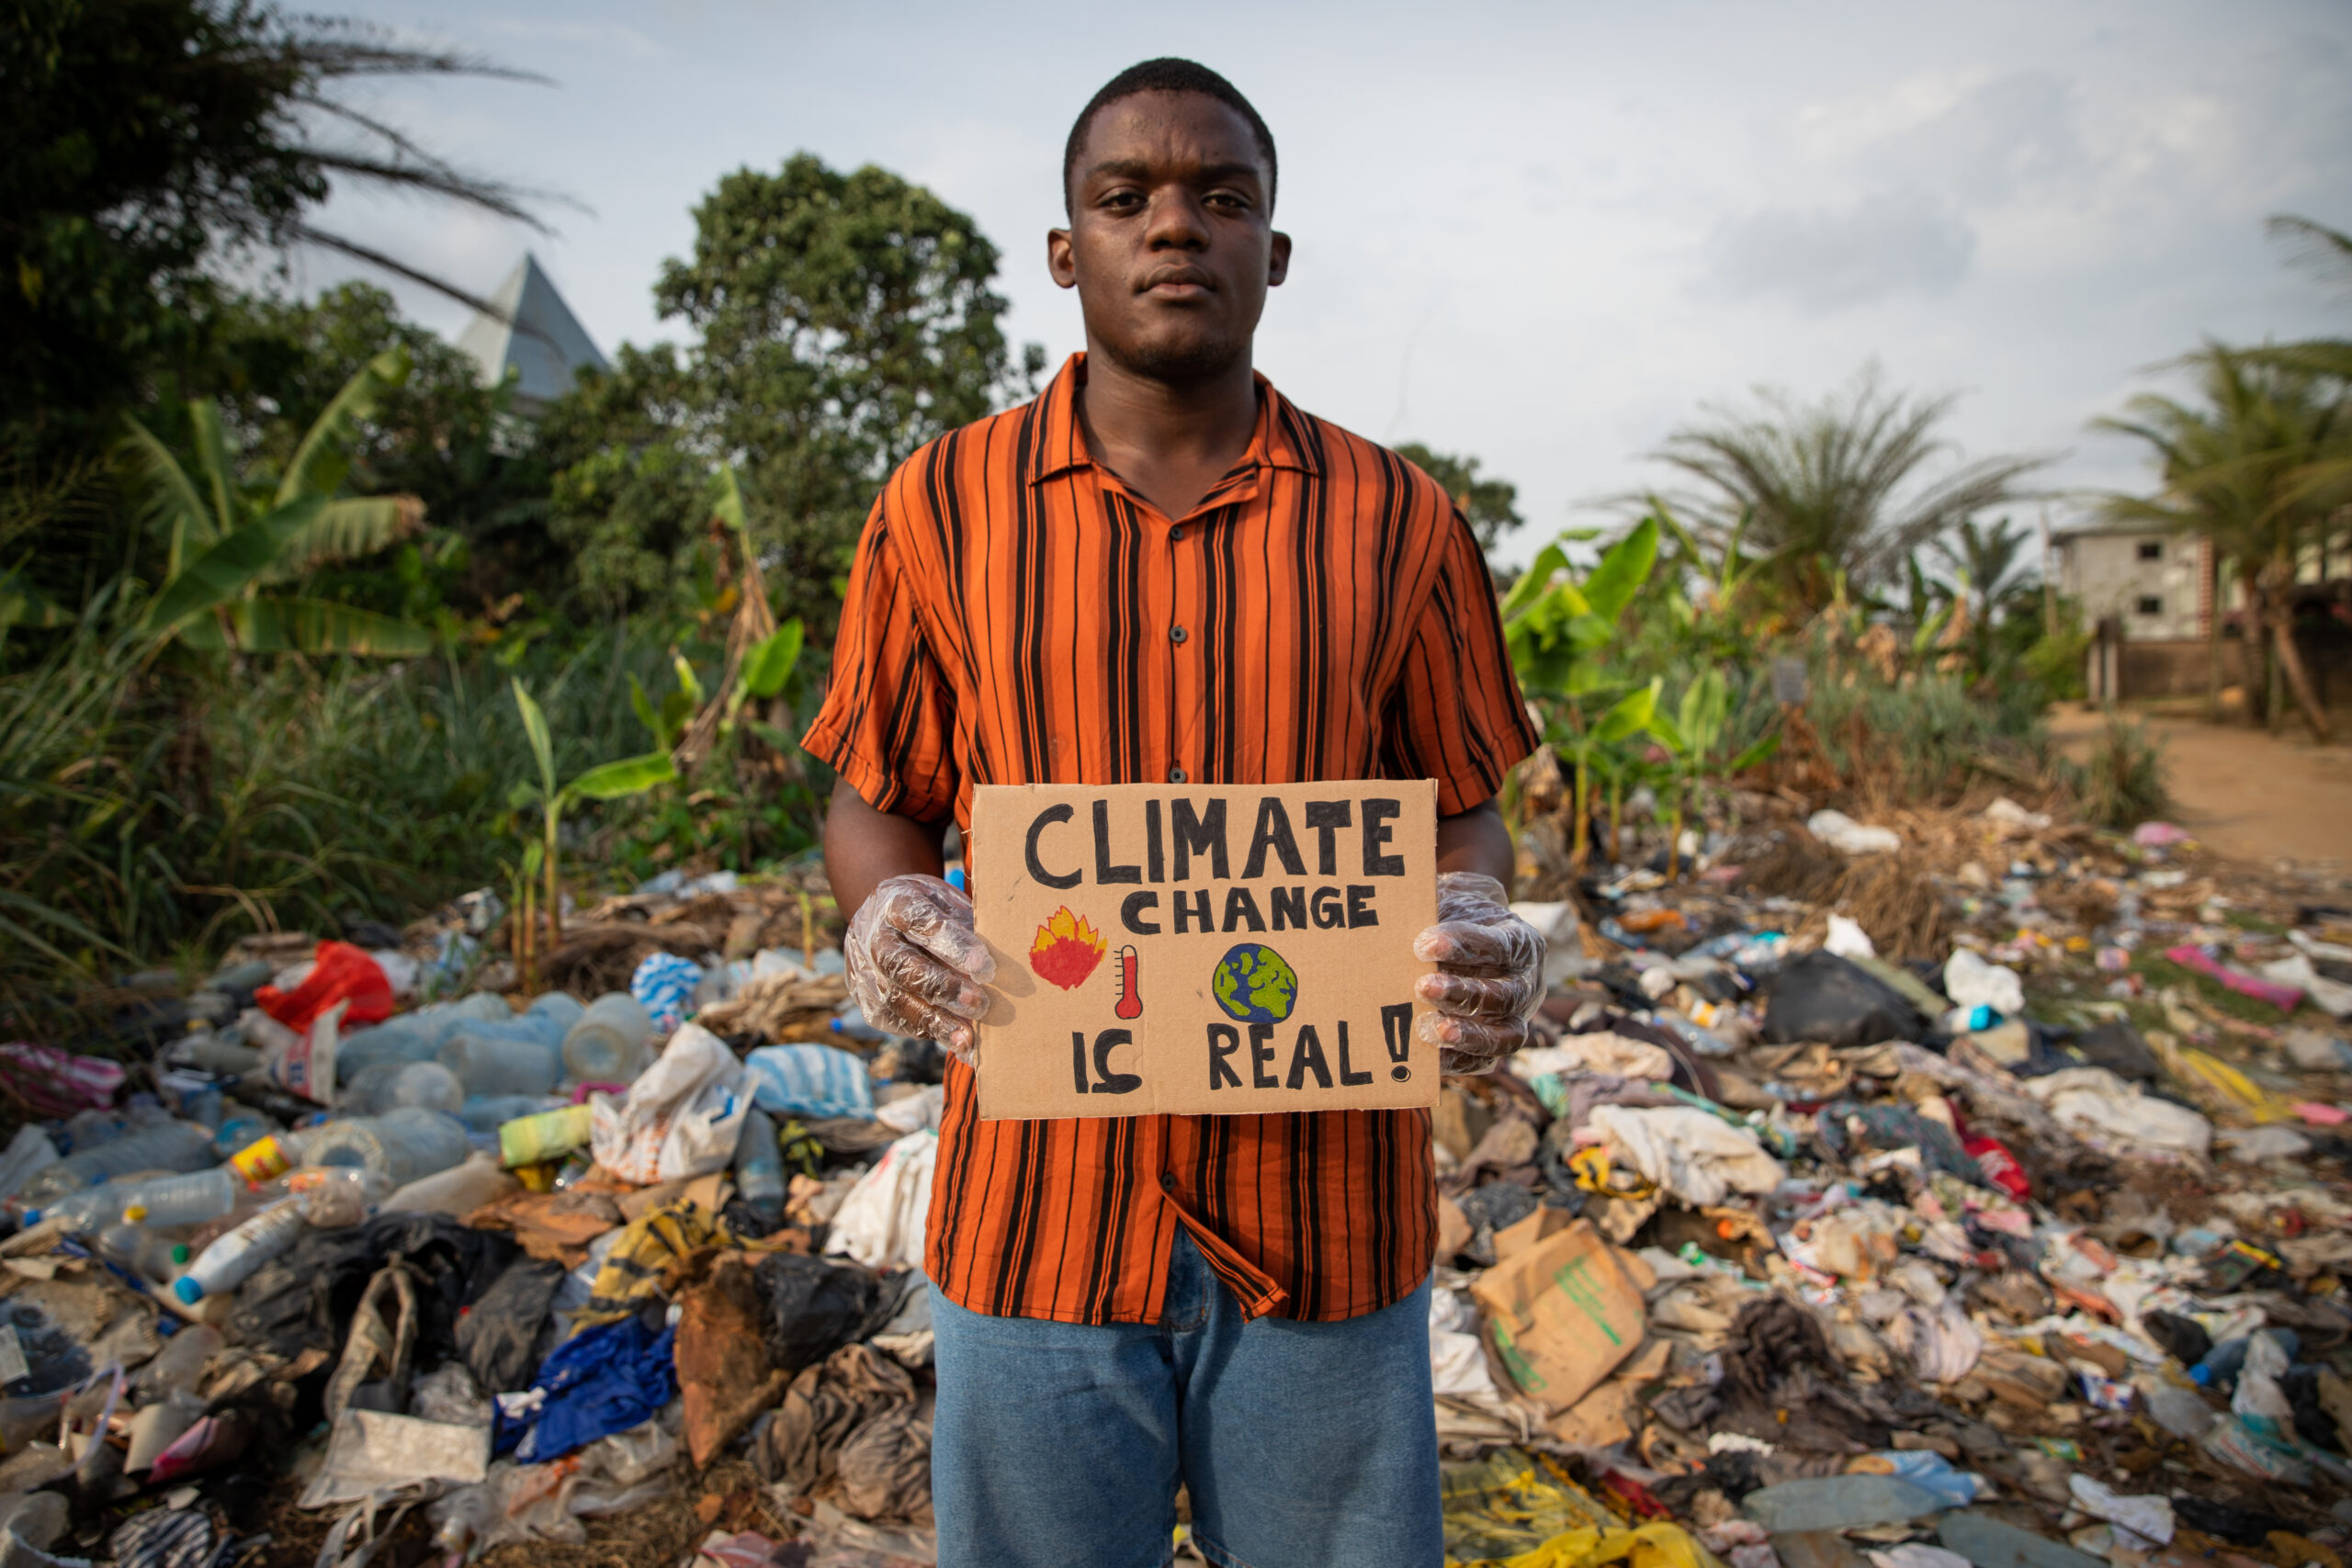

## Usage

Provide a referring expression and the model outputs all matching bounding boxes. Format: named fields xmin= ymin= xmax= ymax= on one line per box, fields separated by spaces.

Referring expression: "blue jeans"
xmin=929 ymin=1229 xmax=1442 ymax=1568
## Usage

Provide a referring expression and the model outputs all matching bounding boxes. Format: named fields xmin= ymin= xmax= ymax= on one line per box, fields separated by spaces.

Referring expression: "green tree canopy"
xmin=1393 ymin=443 xmax=1524 ymax=556
xmin=1646 ymin=367 xmax=2046 ymax=613
xmin=548 ymin=154 xmax=1042 ymax=626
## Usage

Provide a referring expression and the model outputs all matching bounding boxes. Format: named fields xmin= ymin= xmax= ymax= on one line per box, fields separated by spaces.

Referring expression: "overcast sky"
xmin=301 ymin=1 xmax=2352 ymax=564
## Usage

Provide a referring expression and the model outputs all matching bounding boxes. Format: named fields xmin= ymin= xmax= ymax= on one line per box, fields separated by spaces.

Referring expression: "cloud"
xmin=1866 ymin=73 xmax=2084 ymax=205
xmin=1707 ymin=192 xmax=1975 ymax=311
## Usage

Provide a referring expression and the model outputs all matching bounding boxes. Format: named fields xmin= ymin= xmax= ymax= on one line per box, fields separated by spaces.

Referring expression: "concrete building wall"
xmin=2056 ymin=531 xmax=2203 ymax=641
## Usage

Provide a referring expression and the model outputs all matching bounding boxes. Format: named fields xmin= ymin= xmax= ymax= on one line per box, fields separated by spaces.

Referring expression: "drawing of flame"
xmin=1029 ymin=906 xmax=1107 ymax=990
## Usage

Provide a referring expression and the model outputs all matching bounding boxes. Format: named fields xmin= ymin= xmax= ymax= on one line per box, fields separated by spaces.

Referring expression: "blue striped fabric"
xmin=743 ymin=1044 xmax=876 ymax=1121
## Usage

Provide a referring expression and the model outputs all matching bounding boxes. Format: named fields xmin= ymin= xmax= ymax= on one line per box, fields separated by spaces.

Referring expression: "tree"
xmin=1935 ymin=514 xmax=2037 ymax=674
xmin=119 ymin=348 xmax=433 ymax=654
xmin=2096 ymin=344 xmax=2342 ymax=742
xmin=548 ymin=154 xmax=1042 ymax=627
xmin=1393 ymin=444 xmax=1524 ymax=556
xmin=1647 ymin=367 xmax=2046 ymax=613
xmin=5 ymin=0 xmax=542 ymax=468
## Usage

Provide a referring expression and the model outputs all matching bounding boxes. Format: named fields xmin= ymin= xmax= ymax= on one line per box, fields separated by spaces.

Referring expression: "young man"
xmin=805 ymin=58 xmax=1544 ymax=1568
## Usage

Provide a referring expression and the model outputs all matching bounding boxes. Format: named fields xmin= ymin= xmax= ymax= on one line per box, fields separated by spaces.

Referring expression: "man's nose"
xmin=1143 ymin=188 xmax=1209 ymax=251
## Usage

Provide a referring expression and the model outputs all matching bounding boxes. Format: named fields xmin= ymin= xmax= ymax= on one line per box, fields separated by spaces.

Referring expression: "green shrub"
xmin=2063 ymin=715 xmax=2168 ymax=829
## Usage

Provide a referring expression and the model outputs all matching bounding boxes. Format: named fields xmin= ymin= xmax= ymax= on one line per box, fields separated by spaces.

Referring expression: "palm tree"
xmin=1646 ymin=366 xmax=2047 ymax=614
xmin=2096 ymin=344 xmax=2342 ymax=742
xmin=1936 ymin=515 xmax=2036 ymax=673
xmin=120 ymin=349 xmax=432 ymax=655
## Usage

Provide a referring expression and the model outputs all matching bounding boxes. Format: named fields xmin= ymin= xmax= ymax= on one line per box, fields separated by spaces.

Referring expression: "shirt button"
xmin=1159 ymin=1172 xmax=1177 ymax=1192
xmin=1170 ymin=525 xmax=1185 ymax=542
xmin=1169 ymin=766 xmax=1187 ymax=784
xmin=1170 ymin=625 xmax=1188 ymax=644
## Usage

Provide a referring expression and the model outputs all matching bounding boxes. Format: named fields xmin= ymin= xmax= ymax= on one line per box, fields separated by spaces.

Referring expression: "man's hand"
xmin=843 ymin=874 xmax=996 ymax=1066
xmin=1411 ymin=871 xmax=1544 ymax=1076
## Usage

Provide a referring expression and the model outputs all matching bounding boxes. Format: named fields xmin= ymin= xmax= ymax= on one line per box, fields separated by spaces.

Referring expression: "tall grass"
xmin=0 ymin=627 xmax=689 ymax=1032
xmin=1800 ymin=663 xmax=2052 ymax=805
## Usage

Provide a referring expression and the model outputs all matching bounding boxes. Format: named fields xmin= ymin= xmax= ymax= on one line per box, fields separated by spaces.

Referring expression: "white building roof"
xmin=456 ymin=254 xmax=608 ymax=412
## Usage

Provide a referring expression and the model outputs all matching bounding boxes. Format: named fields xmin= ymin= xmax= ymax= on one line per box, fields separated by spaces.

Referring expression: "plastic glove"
xmin=842 ymin=874 xmax=997 ymax=1066
xmin=1412 ymin=871 xmax=1544 ymax=1076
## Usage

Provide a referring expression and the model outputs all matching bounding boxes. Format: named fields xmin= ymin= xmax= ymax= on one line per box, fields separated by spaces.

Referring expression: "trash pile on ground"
xmin=0 ymin=792 xmax=2348 ymax=1568
xmin=0 ymin=866 xmax=946 ymax=1567
xmin=1429 ymin=795 xmax=2352 ymax=1566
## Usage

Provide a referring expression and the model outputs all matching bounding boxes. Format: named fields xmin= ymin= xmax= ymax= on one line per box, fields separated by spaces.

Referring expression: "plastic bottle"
xmin=301 ymin=1107 xmax=471 ymax=1190
xmin=227 ymin=1129 xmax=314 ymax=1188
xmin=438 ymin=1006 xmax=566 ymax=1097
xmin=2191 ymin=1328 xmax=2300 ymax=1388
xmin=55 ymin=1168 xmax=239 ymax=1236
xmin=561 ymin=994 xmax=655 ymax=1086
xmin=1652 ymin=1010 xmax=1737 ymax=1059
xmin=96 ymin=1224 xmax=190 ymax=1285
xmin=381 ymin=1152 xmax=518 ymax=1216
xmin=211 ymin=1116 xmax=274 ymax=1160
xmin=1738 ymin=1475 xmax=1954 ymax=1533
xmin=460 ymin=1095 xmax=557 ymax=1135
xmin=14 ymin=1122 xmax=218 ymax=1210
xmin=732 ymin=1108 xmax=785 ymax=1228
xmin=173 ymin=1202 xmax=308 ymax=1303
xmin=286 ymin=1166 xmax=390 ymax=1228
xmin=339 ymin=1060 xmax=465 ymax=1116
xmin=335 ymin=991 xmax=511 ymax=1078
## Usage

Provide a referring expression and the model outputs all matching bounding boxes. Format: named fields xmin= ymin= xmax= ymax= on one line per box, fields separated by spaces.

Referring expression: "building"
xmin=455 ymin=254 xmax=608 ymax=415
xmin=2050 ymin=520 xmax=2208 ymax=643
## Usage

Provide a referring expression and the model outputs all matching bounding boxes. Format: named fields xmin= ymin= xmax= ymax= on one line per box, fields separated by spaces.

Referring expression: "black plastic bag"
xmin=1759 ymin=952 xmax=1923 ymax=1047
xmin=227 ymin=1212 xmax=516 ymax=1364
xmin=458 ymin=1258 xmax=567 ymax=1394
xmin=2074 ymin=1021 xmax=2161 ymax=1082
xmin=754 ymin=1254 xmax=888 ymax=1375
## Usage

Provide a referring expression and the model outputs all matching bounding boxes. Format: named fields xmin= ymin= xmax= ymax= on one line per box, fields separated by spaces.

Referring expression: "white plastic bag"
xmin=588 ymin=1024 xmax=748 ymax=1183
xmin=1942 ymin=948 xmax=2024 ymax=1018
xmin=822 ymin=1130 xmax=937 ymax=1270
xmin=1588 ymin=1105 xmax=1785 ymax=1206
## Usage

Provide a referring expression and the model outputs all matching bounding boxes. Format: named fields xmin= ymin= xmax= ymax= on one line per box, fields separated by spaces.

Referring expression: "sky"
xmin=298 ymin=1 xmax=2352 ymax=565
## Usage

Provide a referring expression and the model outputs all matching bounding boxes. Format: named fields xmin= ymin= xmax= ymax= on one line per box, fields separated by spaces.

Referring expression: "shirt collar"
xmin=1026 ymin=352 xmax=1319 ymax=486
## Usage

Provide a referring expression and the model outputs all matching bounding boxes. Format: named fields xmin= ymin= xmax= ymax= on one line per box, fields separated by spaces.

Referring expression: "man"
xmin=805 ymin=58 xmax=1544 ymax=1568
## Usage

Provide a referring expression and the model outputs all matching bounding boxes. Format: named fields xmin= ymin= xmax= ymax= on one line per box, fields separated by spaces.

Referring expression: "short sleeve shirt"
xmin=803 ymin=354 xmax=1538 ymax=1324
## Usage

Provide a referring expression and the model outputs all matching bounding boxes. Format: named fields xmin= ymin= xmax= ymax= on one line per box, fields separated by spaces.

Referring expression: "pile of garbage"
xmin=1428 ymin=797 xmax=2352 ymax=1566
xmin=0 ymin=794 xmax=2347 ymax=1568
xmin=0 ymin=868 xmax=945 ymax=1567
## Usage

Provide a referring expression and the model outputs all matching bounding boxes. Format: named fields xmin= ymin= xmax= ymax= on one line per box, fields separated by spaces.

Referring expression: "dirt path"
xmin=2049 ymin=703 xmax=2352 ymax=870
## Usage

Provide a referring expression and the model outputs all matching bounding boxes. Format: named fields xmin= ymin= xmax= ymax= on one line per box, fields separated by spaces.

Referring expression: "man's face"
xmin=1051 ymin=91 xmax=1290 ymax=383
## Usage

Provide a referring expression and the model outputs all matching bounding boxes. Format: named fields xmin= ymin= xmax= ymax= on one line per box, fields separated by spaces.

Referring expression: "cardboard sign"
xmin=1468 ymin=1219 xmax=1648 ymax=1413
xmin=969 ymin=780 xmax=1441 ymax=1120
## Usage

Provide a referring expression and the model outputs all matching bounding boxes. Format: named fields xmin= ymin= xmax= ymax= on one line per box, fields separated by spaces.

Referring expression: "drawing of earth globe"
xmin=1211 ymin=943 xmax=1298 ymax=1024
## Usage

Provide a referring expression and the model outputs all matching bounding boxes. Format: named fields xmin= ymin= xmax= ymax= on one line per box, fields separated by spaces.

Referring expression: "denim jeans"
xmin=928 ymin=1229 xmax=1442 ymax=1568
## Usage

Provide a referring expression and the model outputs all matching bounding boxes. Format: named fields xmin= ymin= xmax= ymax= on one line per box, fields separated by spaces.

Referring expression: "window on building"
xmin=2136 ymin=595 xmax=2162 ymax=616
xmin=2136 ymin=540 xmax=2162 ymax=560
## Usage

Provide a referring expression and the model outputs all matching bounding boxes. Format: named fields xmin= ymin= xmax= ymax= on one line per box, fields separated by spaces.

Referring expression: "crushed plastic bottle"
xmin=339 ymin=1060 xmax=465 ymax=1116
xmin=96 ymin=1223 xmax=191 ymax=1284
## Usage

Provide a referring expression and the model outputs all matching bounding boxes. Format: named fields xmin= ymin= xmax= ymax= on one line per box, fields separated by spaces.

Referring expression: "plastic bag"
xmin=822 ymin=1131 xmax=936 ymax=1270
xmin=744 ymin=1044 xmax=876 ymax=1122
xmin=255 ymin=941 xmax=394 ymax=1033
xmin=589 ymin=1024 xmax=748 ymax=1184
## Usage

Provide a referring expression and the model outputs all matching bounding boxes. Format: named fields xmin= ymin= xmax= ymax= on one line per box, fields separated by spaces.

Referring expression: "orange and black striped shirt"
xmin=804 ymin=353 xmax=1538 ymax=1325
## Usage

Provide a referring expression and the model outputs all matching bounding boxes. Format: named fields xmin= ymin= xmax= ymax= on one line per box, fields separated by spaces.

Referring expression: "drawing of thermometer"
xmin=1113 ymin=946 xmax=1143 ymax=1020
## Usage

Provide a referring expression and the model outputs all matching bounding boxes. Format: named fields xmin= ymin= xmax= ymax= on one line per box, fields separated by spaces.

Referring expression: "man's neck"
xmin=1073 ymin=347 xmax=1261 ymax=522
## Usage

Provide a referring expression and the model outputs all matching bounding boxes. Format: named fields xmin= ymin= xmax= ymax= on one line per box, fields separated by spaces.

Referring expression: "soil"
xmin=2050 ymin=703 xmax=2352 ymax=871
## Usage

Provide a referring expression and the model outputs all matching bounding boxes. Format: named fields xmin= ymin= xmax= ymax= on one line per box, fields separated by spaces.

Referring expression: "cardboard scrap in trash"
xmin=970 ymin=780 xmax=1440 ymax=1119
xmin=298 ymin=1409 xmax=489 ymax=1508
xmin=1470 ymin=1218 xmax=1647 ymax=1412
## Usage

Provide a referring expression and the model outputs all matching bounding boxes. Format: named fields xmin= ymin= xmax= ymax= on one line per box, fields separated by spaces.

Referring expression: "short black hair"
xmin=1063 ymin=58 xmax=1278 ymax=216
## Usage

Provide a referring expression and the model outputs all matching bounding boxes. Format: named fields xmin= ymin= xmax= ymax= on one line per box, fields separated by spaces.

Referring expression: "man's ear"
xmin=1268 ymin=231 xmax=1292 ymax=288
xmin=1048 ymin=227 xmax=1077 ymax=290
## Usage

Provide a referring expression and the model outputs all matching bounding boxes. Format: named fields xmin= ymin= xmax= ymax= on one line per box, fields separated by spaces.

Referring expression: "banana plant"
xmin=1503 ymin=516 xmax=1660 ymax=865
xmin=1645 ymin=668 xmax=1781 ymax=876
xmin=120 ymin=349 xmax=431 ymax=656
xmin=510 ymin=678 xmax=679 ymax=961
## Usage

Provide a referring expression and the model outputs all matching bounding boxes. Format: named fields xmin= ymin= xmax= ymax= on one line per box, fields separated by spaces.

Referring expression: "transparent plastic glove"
xmin=1412 ymin=871 xmax=1544 ymax=1076
xmin=843 ymin=874 xmax=997 ymax=1066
